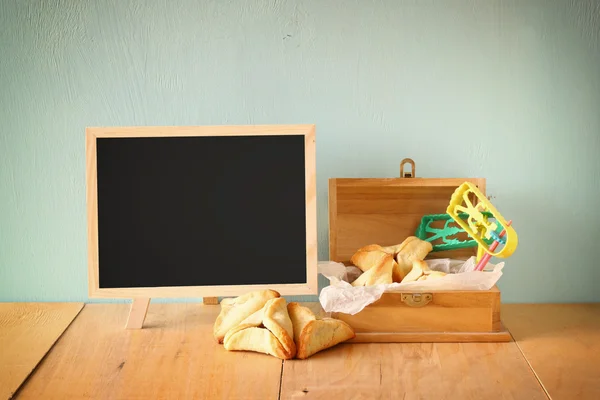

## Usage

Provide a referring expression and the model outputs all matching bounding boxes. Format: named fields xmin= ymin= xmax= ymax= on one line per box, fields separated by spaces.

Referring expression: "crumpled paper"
xmin=318 ymin=257 xmax=504 ymax=315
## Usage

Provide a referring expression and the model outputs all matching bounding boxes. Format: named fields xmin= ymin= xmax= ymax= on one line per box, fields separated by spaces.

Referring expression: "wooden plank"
xmin=88 ymin=282 xmax=316 ymax=299
xmin=87 ymin=124 xmax=316 ymax=138
xmin=332 ymin=289 xmax=499 ymax=333
xmin=502 ymin=304 xmax=600 ymax=400
xmin=331 ymin=177 xmax=485 ymax=190
xmin=0 ymin=303 xmax=83 ymax=400
xmin=15 ymin=304 xmax=283 ymax=400
xmin=328 ymin=178 xmax=339 ymax=264
xmin=306 ymin=301 xmax=510 ymax=343
xmin=125 ymin=298 xmax=150 ymax=329
xmin=280 ymin=340 xmax=547 ymax=399
xmin=347 ymin=324 xmax=512 ymax=343
xmin=336 ymin=188 xmax=463 ymax=214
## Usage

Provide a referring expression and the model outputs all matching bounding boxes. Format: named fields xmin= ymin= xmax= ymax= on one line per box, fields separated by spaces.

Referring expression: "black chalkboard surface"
xmin=86 ymin=126 xmax=317 ymax=298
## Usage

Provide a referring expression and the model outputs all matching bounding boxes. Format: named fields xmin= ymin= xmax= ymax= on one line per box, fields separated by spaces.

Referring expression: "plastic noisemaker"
xmin=414 ymin=212 xmax=495 ymax=252
xmin=475 ymin=220 xmax=512 ymax=271
xmin=446 ymin=182 xmax=518 ymax=259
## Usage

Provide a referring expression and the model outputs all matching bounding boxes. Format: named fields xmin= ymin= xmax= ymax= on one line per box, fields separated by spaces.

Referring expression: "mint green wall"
xmin=1 ymin=1 xmax=599 ymax=303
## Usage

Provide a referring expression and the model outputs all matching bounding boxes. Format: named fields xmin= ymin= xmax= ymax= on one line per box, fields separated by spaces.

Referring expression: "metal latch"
xmin=401 ymin=293 xmax=432 ymax=307
xmin=400 ymin=158 xmax=416 ymax=178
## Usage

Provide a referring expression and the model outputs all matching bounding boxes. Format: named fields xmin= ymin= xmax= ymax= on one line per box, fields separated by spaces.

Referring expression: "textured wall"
xmin=1 ymin=0 xmax=599 ymax=303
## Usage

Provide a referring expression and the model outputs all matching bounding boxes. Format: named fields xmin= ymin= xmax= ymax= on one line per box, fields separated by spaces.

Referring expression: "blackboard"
xmin=86 ymin=126 xmax=317 ymax=298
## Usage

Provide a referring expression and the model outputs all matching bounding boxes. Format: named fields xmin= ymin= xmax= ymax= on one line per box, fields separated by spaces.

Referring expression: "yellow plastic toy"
xmin=446 ymin=182 xmax=518 ymax=259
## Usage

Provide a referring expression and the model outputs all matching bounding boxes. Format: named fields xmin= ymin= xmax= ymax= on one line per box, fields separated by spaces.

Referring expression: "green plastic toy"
xmin=415 ymin=212 xmax=496 ymax=252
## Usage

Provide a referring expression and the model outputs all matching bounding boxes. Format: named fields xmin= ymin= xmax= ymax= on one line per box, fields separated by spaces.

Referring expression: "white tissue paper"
xmin=318 ymin=257 xmax=504 ymax=315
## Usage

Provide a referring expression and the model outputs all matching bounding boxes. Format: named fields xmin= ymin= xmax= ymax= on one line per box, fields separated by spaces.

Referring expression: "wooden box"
xmin=327 ymin=160 xmax=511 ymax=343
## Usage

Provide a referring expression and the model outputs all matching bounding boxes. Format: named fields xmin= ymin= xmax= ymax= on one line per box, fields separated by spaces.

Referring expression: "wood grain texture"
xmin=304 ymin=125 xmax=319 ymax=295
xmin=502 ymin=304 xmax=600 ymax=400
xmin=328 ymin=177 xmax=486 ymax=264
xmin=125 ymin=297 xmax=150 ymax=329
xmin=348 ymin=326 xmax=511 ymax=343
xmin=280 ymin=341 xmax=547 ymax=399
xmin=87 ymin=125 xmax=315 ymax=138
xmin=85 ymin=128 xmax=99 ymax=298
xmin=327 ymin=178 xmax=338 ymax=266
xmin=86 ymin=125 xmax=318 ymax=299
xmin=15 ymin=304 xmax=283 ymax=400
xmin=88 ymin=283 xmax=316 ymax=299
xmin=0 ymin=303 xmax=83 ymax=400
xmin=332 ymin=288 xmax=500 ymax=333
xmin=11 ymin=303 xmax=600 ymax=400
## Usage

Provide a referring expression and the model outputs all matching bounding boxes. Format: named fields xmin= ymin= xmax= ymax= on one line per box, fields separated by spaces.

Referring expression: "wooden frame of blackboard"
xmin=86 ymin=125 xmax=318 ymax=302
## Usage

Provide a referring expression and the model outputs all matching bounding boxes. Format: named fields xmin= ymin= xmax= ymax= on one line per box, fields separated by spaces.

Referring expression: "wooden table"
xmin=502 ymin=304 xmax=600 ymax=400
xmin=0 ymin=303 xmax=83 ymax=400
xmin=2 ymin=303 xmax=599 ymax=400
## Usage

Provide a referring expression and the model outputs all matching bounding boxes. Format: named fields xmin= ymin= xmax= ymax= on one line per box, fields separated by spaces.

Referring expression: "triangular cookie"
xmin=351 ymin=253 xmax=395 ymax=286
xmin=350 ymin=244 xmax=389 ymax=272
xmin=402 ymin=260 xmax=447 ymax=283
xmin=213 ymin=289 xmax=280 ymax=343
xmin=401 ymin=260 xmax=427 ymax=283
xmin=223 ymin=298 xmax=296 ymax=360
xmin=350 ymin=241 xmax=413 ymax=280
xmin=287 ymin=302 xmax=355 ymax=359
xmin=380 ymin=243 xmax=405 ymax=254
xmin=394 ymin=236 xmax=433 ymax=281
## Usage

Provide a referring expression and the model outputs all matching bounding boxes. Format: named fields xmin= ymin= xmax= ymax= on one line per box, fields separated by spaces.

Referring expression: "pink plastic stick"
xmin=475 ymin=220 xmax=512 ymax=271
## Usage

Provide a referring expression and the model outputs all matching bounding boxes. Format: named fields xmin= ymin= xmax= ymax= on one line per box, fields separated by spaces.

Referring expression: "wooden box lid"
xmin=328 ymin=159 xmax=486 ymax=264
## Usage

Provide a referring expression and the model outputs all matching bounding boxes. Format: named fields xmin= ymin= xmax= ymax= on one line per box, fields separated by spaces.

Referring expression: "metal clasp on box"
xmin=400 ymin=158 xmax=416 ymax=178
xmin=401 ymin=293 xmax=432 ymax=307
